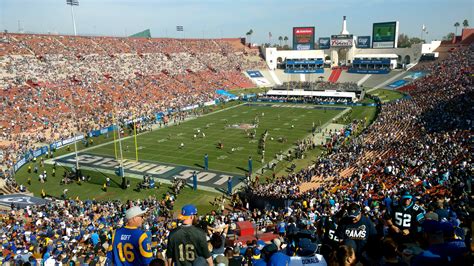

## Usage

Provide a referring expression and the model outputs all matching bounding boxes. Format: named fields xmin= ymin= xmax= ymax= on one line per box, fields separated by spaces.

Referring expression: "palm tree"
xmin=278 ymin=36 xmax=283 ymax=47
xmin=454 ymin=22 xmax=460 ymax=35
xmin=246 ymin=29 xmax=254 ymax=45
xmin=284 ymin=36 xmax=288 ymax=46
xmin=463 ymin=19 xmax=469 ymax=28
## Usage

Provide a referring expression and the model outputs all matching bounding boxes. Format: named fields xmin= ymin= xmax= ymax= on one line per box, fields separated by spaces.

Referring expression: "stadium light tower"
xmin=66 ymin=0 xmax=79 ymax=36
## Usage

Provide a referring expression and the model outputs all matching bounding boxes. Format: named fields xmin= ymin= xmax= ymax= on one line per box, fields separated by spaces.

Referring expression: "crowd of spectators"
xmin=0 ymin=36 xmax=471 ymax=265
xmin=0 ymin=34 xmax=265 ymax=170
xmin=248 ymin=45 xmax=472 ymax=263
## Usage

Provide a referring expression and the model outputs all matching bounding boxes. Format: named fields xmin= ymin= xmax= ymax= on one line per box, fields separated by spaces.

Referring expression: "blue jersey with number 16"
xmin=107 ymin=226 xmax=153 ymax=266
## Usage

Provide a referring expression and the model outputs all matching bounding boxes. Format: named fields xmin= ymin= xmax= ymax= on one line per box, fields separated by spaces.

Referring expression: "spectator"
xmin=335 ymin=203 xmax=377 ymax=260
xmin=327 ymin=245 xmax=356 ymax=266
xmin=107 ymin=206 xmax=153 ymax=265
xmin=167 ymin=204 xmax=213 ymax=266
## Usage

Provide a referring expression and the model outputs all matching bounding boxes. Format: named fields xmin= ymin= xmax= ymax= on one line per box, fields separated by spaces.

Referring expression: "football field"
xmin=54 ymin=102 xmax=344 ymax=191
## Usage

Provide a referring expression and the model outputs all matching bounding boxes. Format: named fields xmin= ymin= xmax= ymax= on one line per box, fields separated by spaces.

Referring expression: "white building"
xmin=263 ymin=16 xmax=441 ymax=70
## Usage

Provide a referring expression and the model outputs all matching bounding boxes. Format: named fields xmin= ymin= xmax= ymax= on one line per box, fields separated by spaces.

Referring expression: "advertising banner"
xmin=330 ymin=39 xmax=353 ymax=47
xmin=318 ymin=37 xmax=330 ymax=49
xmin=388 ymin=80 xmax=408 ymax=88
xmin=246 ymin=70 xmax=263 ymax=78
xmin=50 ymin=135 xmax=85 ymax=150
xmin=357 ymin=36 xmax=371 ymax=48
xmin=286 ymin=59 xmax=324 ymax=65
xmin=14 ymin=157 xmax=27 ymax=172
xmin=348 ymin=68 xmax=390 ymax=74
xmin=284 ymin=69 xmax=324 ymax=74
xmin=353 ymin=59 xmax=391 ymax=64
xmin=330 ymin=34 xmax=353 ymax=47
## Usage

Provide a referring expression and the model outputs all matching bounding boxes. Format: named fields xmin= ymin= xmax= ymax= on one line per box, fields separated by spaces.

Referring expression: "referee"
xmin=167 ymin=204 xmax=213 ymax=266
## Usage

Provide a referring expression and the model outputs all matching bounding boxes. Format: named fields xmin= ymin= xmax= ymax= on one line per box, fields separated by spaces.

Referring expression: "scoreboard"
xmin=372 ymin=21 xmax=399 ymax=48
xmin=293 ymin=27 xmax=315 ymax=50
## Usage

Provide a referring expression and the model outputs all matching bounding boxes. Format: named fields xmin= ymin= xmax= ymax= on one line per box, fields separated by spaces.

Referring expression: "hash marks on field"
xmin=157 ymin=139 xmax=167 ymax=143
xmin=231 ymin=114 xmax=238 ymax=117
xmin=138 ymin=146 xmax=145 ymax=150
xmin=273 ymin=128 xmax=280 ymax=131
xmin=283 ymin=122 xmax=289 ymax=126
xmin=217 ymin=155 xmax=228 ymax=160
xmin=249 ymin=139 xmax=257 ymax=143
xmin=236 ymin=147 xmax=244 ymax=151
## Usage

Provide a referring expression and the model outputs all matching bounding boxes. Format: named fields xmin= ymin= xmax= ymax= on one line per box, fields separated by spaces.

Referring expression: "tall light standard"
xmin=66 ymin=0 xmax=79 ymax=36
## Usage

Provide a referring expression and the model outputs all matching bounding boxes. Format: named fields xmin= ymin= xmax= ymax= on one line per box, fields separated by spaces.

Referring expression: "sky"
xmin=1 ymin=0 xmax=473 ymax=43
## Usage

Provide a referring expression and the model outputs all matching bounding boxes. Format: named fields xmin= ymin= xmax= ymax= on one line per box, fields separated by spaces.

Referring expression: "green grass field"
xmin=13 ymin=100 xmax=377 ymax=213
xmin=369 ymin=89 xmax=405 ymax=103
xmin=86 ymin=103 xmax=343 ymax=174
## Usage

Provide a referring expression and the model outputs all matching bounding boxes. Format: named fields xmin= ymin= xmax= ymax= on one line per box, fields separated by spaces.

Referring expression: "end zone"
xmin=50 ymin=153 xmax=244 ymax=193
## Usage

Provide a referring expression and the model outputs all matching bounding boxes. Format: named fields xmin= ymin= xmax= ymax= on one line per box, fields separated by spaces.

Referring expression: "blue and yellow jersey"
xmin=107 ymin=226 xmax=153 ymax=265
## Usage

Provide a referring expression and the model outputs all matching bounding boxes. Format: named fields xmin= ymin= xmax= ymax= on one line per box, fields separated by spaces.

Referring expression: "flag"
xmin=176 ymin=26 xmax=184 ymax=31
xmin=422 ymin=24 xmax=426 ymax=31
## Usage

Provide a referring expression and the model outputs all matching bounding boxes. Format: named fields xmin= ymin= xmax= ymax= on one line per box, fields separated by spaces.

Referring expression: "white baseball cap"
xmin=125 ymin=206 xmax=146 ymax=220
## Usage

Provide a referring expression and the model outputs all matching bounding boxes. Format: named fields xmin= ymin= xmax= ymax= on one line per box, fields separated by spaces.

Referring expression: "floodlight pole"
xmin=71 ymin=5 xmax=77 ymax=36
xmin=66 ymin=0 xmax=79 ymax=36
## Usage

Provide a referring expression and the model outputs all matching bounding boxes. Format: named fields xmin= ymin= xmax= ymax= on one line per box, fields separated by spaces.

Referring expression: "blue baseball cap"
xmin=401 ymin=191 xmax=412 ymax=199
xmin=347 ymin=203 xmax=361 ymax=218
xmin=297 ymin=238 xmax=317 ymax=256
xmin=178 ymin=204 xmax=198 ymax=220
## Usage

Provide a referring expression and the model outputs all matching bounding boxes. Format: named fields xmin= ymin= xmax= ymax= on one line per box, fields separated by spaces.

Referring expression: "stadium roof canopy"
xmin=266 ymin=89 xmax=356 ymax=99
xmin=129 ymin=29 xmax=151 ymax=38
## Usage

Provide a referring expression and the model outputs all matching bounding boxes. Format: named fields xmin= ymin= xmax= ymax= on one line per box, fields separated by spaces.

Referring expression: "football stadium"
xmin=0 ymin=1 xmax=472 ymax=265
